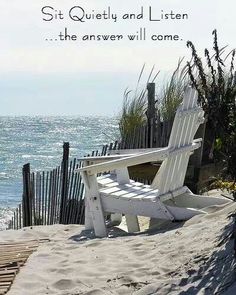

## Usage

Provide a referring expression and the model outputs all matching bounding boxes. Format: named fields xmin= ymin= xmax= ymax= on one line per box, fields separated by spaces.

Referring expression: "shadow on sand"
xmin=176 ymin=218 xmax=236 ymax=295
xmin=69 ymin=219 xmax=184 ymax=242
xmin=68 ymin=212 xmax=236 ymax=294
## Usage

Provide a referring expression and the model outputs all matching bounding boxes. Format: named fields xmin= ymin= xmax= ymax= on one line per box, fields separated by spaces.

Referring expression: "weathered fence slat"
xmin=60 ymin=142 xmax=69 ymax=224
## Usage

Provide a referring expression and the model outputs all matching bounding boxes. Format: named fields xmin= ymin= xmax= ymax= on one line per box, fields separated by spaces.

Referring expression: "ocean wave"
xmin=22 ymin=155 xmax=57 ymax=159
xmin=0 ymin=172 xmax=9 ymax=180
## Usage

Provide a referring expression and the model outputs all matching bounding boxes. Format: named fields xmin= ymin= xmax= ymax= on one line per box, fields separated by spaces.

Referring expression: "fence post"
xmin=147 ymin=83 xmax=156 ymax=148
xmin=190 ymin=120 xmax=207 ymax=193
xmin=22 ymin=163 xmax=32 ymax=227
xmin=59 ymin=142 xmax=69 ymax=223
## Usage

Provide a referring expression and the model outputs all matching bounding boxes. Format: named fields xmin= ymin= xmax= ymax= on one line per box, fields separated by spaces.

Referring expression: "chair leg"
xmin=84 ymin=197 xmax=93 ymax=230
xmin=110 ymin=213 xmax=122 ymax=226
xmin=86 ymin=196 xmax=107 ymax=237
xmin=125 ymin=215 xmax=140 ymax=233
xmin=82 ymin=173 xmax=107 ymax=237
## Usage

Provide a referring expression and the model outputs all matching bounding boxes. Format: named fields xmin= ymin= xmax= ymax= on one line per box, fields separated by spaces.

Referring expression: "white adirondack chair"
xmin=77 ymin=87 xmax=230 ymax=237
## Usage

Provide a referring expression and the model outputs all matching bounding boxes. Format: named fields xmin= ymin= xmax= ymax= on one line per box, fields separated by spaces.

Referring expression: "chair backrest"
xmin=151 ymin=87 xmax=204 ymax=194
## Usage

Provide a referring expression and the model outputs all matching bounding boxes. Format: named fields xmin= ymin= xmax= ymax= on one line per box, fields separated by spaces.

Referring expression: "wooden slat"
xmin=0 ymin=276 xmax=15 ymax=283
xmin=0 ymin=239 xmax=48 ymax=295
xmin=100 ymin=183 xmax=157 ymax=199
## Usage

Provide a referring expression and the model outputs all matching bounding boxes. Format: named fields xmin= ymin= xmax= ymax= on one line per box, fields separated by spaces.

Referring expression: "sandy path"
xmin=1 ymin=202 xmax=235 ymax=295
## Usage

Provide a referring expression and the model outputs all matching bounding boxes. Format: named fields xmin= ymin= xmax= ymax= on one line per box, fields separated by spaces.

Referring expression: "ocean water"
xmin=0 ymin=116 xmax=119 ymax=229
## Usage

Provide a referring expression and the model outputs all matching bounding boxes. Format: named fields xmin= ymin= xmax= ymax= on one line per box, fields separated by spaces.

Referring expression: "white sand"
xmin=1 ymin=199 xmax=236 ymax=295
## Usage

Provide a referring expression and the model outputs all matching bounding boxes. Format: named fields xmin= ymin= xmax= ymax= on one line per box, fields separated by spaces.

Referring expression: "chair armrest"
xmin=76 ymin=140 xmax=201 ymax=176
xmin=109 ymin=148 xmax=163 ymax=155
xmin=77 ymin=154 xmax=137 ymax=164
xmin=76 ymin=147 xmax=170 ymax=175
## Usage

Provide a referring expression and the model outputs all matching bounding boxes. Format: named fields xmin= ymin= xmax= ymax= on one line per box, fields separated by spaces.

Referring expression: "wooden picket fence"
xmin=118 ymin=118 xmax=174 ymax=150
xmin=8 ymin=143 xmax=110 ymax=230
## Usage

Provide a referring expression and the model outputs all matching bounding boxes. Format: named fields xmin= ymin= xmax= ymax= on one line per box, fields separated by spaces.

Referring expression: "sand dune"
xmin=1 ymin=199 xmax=235 ymax=295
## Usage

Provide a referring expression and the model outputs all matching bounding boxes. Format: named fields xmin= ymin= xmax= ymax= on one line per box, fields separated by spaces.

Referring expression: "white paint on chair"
xmin=82 ymin=172 xmax=107 ymax=237
xmin=76 ymin=86 xmax=231 ymax=238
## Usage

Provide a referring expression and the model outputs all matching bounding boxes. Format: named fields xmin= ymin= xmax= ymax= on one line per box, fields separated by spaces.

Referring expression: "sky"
xmin=0 ymin=0 xmax=235 ymax=116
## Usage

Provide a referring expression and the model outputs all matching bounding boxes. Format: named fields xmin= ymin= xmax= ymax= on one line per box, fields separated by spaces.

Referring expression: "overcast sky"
xmin=0 ymin=0 xmax=235 ymax=116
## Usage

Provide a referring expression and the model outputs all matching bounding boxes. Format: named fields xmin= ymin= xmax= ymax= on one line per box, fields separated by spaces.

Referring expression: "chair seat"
xmin=97 ymin=174 xmax=134 ymax=187
xmin=96 ymin=178 xmax=175 ymax=220
xmin=100 ymin=184 xmax=159 ymax=202
xmin=97 ymin=174 xmax=158 ymax=203
xmin=98 ymin=173 xmax=147 ymax=187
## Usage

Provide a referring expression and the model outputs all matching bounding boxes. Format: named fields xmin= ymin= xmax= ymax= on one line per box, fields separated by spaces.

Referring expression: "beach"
xmin=0 ymin=194 xmax=235 ymax=295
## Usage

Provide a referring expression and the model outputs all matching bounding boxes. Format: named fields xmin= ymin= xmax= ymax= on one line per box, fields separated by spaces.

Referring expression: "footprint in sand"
xmin=52 ymin=279 xmax=76 ymax=290
xmin=85 ymin=241 xmax=102 ymax=248
xmin=56 ymin=267 xmax=74 ymax=275
xmin=82 ymin=289 xmax=106 ymax=295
